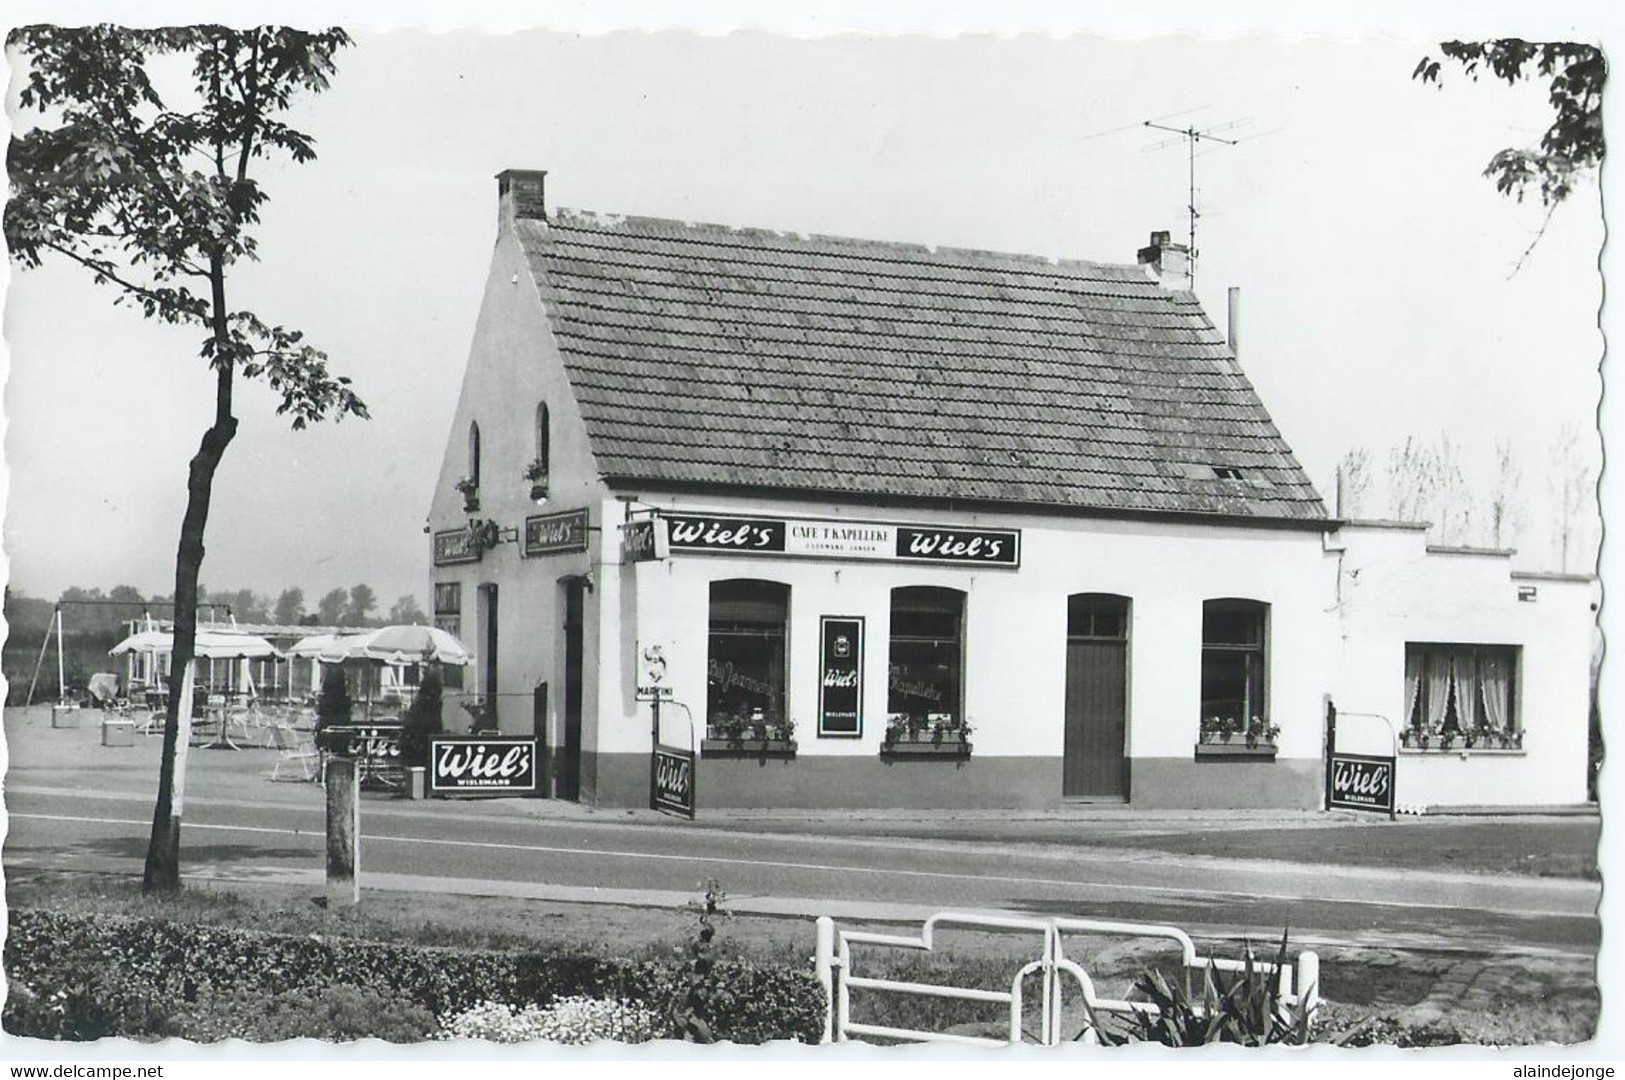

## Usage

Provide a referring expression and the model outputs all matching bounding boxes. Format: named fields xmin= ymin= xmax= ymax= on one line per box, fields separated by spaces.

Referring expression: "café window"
xmin=707 ymin=579 xmax=789 ymax=731
xmin=1200 ymin=599 xmax=1267 ymax=727
xmin=433 ymin=581 xmax=464 ymax=690
xmin=1405 ymin=643 xmax=1519 ymax=742
xmin=888 ymin=586 xmax=965 ymax=726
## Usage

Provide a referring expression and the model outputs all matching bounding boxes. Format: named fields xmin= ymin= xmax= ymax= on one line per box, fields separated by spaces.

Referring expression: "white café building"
xmin=424 ymin=169 xmax=1596 ymax=812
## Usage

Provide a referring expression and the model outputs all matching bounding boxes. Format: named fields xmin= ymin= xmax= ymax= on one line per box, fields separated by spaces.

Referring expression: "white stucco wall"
xmin=1330 ymin=523 xmax=1597 ymax=807
xmin=426 ymin=213 xmax=611 ymax=750
xmin=594 ymin=491 xmax=1339 ymax=776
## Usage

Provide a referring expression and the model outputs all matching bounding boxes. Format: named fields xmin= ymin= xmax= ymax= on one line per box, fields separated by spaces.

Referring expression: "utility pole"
xmin=1143 ymin=120 xmax=1242 ymax=291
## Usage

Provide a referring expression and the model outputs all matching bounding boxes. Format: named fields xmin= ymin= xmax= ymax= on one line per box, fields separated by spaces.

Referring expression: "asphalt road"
xmin=4 ymin=782 xmax=1600 ymax=955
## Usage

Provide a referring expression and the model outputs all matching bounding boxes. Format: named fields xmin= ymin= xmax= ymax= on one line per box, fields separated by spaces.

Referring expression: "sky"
xmin=0 ymin=8 xmax=1610 ymax=612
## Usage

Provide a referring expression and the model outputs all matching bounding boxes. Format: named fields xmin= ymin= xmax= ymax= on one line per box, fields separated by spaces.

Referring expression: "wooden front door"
xmin=557 ymin=578 xmax=584 ymax=802
xmin=1063 ymin=594 xmax=1129 ymax=799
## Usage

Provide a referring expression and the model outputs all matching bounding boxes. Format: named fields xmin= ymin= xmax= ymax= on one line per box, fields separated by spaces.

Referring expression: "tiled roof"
xmin=517 ymin=209 xmax=1327 ymax=523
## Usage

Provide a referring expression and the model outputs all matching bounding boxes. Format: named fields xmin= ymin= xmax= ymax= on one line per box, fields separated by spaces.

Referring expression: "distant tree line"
xmin=1331 ymin=423 xmax=1597 ymax=572
xmin=3 ymin=583 xmax=427 ymax=706
xmin=3 ymin=583 xmax=427 ymax=636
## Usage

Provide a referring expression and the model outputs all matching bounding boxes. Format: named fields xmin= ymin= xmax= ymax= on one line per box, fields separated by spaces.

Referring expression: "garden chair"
xmin=269 ymin=723 xmax=321 ymax=783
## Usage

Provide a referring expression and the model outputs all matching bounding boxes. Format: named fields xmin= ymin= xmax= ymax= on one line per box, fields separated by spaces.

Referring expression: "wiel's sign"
xmin=1328 ymin=752 xmax=1395 ymax=815
xmin=430 ymin=736 xmax=538 ymax=795
xmin=652 ymin=744 xmax=695 ymax=819
xmin=662 ymin=512 xmax=1020 ymax=568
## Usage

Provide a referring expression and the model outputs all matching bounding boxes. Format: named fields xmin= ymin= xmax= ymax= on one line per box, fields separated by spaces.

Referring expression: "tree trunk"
xmin=142 ymin=262 xmax=237 ymax=895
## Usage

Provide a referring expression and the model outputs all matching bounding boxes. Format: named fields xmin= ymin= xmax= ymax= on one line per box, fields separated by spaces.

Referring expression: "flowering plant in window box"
xmin=453 ymin=476 xmax=480 ymax=513
xmin=882 ymin=712 xmax=972 ymax=758
xmin=1403 ymin=724 xmax=1522 ymax=752
xmin=522 ymin=459 xmax=550 ymax=503
xmin=1195 ymin=715 xmax=1277 ymax=759
xmin=702 ymin=708 xmax=797 ymax=757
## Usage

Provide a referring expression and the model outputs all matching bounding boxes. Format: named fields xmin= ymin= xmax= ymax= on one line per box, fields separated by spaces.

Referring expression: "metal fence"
xmin=814 ymin=910 xmax=1320 ymax=1046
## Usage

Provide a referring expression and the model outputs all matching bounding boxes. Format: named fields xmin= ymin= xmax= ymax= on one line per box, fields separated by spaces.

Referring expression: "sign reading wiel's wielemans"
xmin=819 ymin=616 xmax=864 ymax=737
xmin=430 ymin=736 xmax=538 ymax=795
xmin=433 ymin=528 xmax=481 ymax=566
xmin=663 ymin=513 xmax=1020 ymax=567
xmin=652 ymin=744 xmax=695 ymax=819
xmin=1328 ymin=751 xmax=1395 ymax=814
xmin=523 ymin=508 xmax=589 ymax=557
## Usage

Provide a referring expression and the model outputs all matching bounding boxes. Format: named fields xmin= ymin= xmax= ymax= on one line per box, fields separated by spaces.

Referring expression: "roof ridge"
xmin=541 ymin=207 xmax=1145 ymax=278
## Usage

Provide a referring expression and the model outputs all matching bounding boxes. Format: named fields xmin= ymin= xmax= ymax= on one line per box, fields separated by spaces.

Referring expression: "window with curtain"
xmin=1200 ymin=599 xmax=1267 ymax=728
xmin=888 ymin=586 xmax=965 ymax=728
xmin=1404 ymin=643 xmax=1519 ymax=745
xmin=707 ymin=580 xmax=789 ymax=733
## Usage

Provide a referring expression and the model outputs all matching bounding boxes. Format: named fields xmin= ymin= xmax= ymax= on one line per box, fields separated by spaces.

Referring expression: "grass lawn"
xmin=1076 ymin=819 xmax=1602 ymax=879
xmin=702 ymin=816 xmax=1602 ymax=880
xmin=5 ymin=868 xmax=1599 ymax=1045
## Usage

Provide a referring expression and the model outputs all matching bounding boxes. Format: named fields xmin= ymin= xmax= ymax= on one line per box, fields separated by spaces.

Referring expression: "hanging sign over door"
xmin=818 ymin=616 xmax=864 ymax=738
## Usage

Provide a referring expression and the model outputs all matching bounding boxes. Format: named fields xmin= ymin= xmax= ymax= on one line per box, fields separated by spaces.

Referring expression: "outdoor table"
xmin=199 ymin=703 xmax=251 ymax=751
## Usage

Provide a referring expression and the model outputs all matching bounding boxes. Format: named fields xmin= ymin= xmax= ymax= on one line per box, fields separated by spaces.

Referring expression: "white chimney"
xmin=1136 ymin=230 xmax=1192 ymax=292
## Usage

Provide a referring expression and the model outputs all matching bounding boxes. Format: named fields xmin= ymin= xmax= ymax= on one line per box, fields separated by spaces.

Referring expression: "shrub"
xmin=1082 ymin=936 xmax=1312 ymax=1047
xmin=316 ymin=663 xmax=352 ymax=739
xmin=436 ymin=997 xmax=662 ymax=1044
xmin=400 ymin=666 xmax=444 ymax=768
xmin=173 ymin=985 xmax=438 ymax=1043
xmin=4 ymin=909 xmax=824 ymax=1044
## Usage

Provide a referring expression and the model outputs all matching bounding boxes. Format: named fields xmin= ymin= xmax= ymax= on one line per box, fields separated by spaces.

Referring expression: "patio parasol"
xmin=317 ymin=624 xmax=473 ymax=666
xmin=110 ymin=628 xmax=279 ymax=660
xmin=287 ymin=632 xmax=357 ymax=658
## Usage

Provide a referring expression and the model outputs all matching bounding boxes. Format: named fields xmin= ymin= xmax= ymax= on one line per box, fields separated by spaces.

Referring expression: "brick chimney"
xmin=1137 ymin=230 xmax=1192 ymax=291
xmin=497 ymin=168 xmax=548 ymax=225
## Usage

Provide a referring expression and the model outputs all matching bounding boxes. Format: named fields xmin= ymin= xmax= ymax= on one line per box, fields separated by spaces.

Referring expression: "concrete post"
xmin=325 ymin=754 xmax=360 ymax=906
xmin=814 ymin=916 xmax=835 ymax=1044
xmin=1297 ymin=951 xmax=1320 ymax=1021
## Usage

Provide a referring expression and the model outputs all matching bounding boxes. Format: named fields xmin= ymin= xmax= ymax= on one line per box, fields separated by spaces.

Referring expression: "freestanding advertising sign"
xmin=1324 ymin=701 xmax=1398 ymax=817
xmin=1328 ymin=752 xmax=1396 ymax=815
xmin=818 ymin=616 xmax=864 ymax=737
xmin=653 ymin=744 xmax=696 ymax=818
xmin=429 ymin=736 xmax=539 ymax=795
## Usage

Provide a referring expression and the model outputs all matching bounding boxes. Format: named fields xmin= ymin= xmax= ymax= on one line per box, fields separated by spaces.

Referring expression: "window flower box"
xmin=701 ymin=737 xmax=798 ymax=758
xmin=881 ymin=713 xmax=973 ymax=760
xmin=1400 ymin=726 xmax=1522 ymax=752
xmin=702 ymin=713 xmax=797 ymax=758
xmin=1195 ymin=716 xmax=1278 ymax=760
xmin=522 ymin=459 xmax=550 ymax=504
xmin=453 ymin=476 xmax=480 ymax=514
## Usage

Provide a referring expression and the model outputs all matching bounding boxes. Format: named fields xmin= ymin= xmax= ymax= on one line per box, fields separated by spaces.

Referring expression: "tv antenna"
xmin=1142 ymin=118 xmax=1247 ymax=290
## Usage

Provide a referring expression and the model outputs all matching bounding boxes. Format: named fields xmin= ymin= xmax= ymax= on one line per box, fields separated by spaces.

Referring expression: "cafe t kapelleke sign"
xmin=663 ymin=513 xmax=1020 ymax=568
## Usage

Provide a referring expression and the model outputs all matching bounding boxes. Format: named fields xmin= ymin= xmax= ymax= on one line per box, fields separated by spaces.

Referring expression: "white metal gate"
xmin=814 ymin=911 xmax=1320 ymax=1046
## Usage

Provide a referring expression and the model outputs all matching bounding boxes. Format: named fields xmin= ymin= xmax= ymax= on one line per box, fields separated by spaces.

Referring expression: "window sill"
xmin=700 ymin=738 xmax=797 ymax=758
xmin=1194 ymin=741 xmax=1278 ymax=761
xmin=881 ymin=740 xmax=972 ymax=760
xmin=1398 ymin=746 xmax=1527 ymax=757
